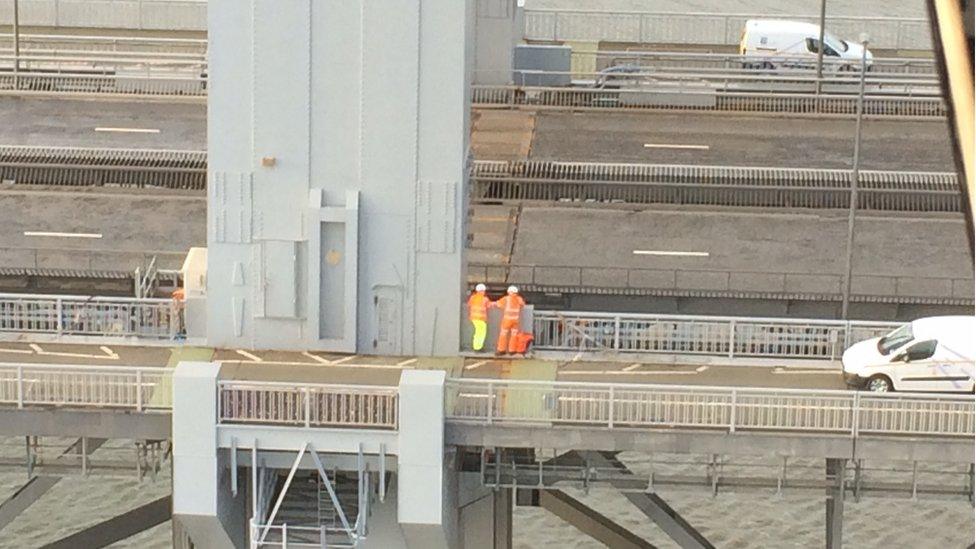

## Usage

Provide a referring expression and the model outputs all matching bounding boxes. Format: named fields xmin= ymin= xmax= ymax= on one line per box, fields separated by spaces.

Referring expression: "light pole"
xmin=840 ymin=34 xmax=869 ymax=320
xmin=815 ymin=0 xmax=827 ymax=96
xmin=12 ymin=0 xmax=19 ymax=90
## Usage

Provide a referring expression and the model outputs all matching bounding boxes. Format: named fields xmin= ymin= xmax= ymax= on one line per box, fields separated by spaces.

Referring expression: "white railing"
xmin=218 ymin=381 xmax=399 ymax=430
xmin=447 ymin=379 xmax=975 ymax=438
xmin=523 ymin=9 xmax=932 ymax=51
xmin=0 ymin=363 xmax=172 ymax=411
xmin=531 ymin=311 xmax=899 ymax=360
xmin=471 ymin=85 xmax=947 ymax=118
xmin=0 ymin=293 xmax=180 ymax=340
xmin=249 ymin=522 xmax=357 ymax=549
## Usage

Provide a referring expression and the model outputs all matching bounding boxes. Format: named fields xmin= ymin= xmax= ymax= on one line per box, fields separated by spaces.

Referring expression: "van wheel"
xmin=866 ymin=375 xmax=893 ymax=393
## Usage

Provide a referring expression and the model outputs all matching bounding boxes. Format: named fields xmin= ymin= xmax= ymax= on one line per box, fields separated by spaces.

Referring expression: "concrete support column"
xmin=493 ymin=488 xmax=513 ymax=549
xmin=397 ymin=370 xmax=457 ymax=548
xmin=172 ymin=361 xmax=243 ymax=549
xmin=826 ymin=458 xmax=846 ymax=549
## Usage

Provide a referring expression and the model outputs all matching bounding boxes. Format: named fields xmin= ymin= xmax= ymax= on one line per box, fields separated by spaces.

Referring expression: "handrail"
xmin=446 ymin=378 xmax=975 ymax=437
xmin=0 ymin=363 xmax=172 ymax=411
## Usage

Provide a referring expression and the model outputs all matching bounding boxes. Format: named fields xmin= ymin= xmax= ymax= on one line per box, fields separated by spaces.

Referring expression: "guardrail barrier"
xmin=529 ymin=311 xmax=899 ymax=360
xmin=0 ymin=293 xmax=180 ymax=339
xmin=0 ymin=363 xmax=172 ymax=411
xmin=218 ymin=381 xmax=399 ymax=430
xmin=447 ymin=378 xmax=975 ymax=437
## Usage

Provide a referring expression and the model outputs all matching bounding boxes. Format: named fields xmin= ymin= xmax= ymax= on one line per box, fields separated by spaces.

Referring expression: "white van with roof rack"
xmin=739 ymin=19 xmax=873 ymax=71
xmin=842 ymin=316 xmax=975 ymax=393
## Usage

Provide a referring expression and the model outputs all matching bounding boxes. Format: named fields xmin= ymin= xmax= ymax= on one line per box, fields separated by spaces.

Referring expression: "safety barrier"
xmin=471 ymin=161 xmax=961 ymax=213
xmin=523 ymin=9 xmax=932 ymax=52
xmin=471 ymin=85 xmax=947 ymax=118
xmin=0 ymin=70 xmax=206 ymax=97
xmin=586 ymin=50 xmax=936 ymax=75
xmin=0 ymin=363 xmax=172 ymax=411
xmin=467 ymin=264 xmax=975 ymax=306
xmin=250 ymin=523 xmax=357 ymax=549
xmin=0 ymin=33 xmax=208 ymax=56
xmin=218 ymin=381 xmax=399 ymax=430
xmin=0 ymin=293 xmax=179 ymax=339
xmin=0 ymin=146 xmax=207 ymax=189
xmin=530 ymin=311 xmax=898 ymax=360
xmin=447 ymin=379 xmax=974 ymax=437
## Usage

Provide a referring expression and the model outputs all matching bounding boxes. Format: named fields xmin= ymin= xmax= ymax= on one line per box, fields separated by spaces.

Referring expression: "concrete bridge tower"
xmin=206 ymin=0 xmax=473 ymax=355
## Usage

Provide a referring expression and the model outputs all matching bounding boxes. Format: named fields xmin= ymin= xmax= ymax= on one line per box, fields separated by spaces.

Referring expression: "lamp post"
xmin=12 ymin=0 xmax=19 ymax=90
xmin=840 ymin=34 xmax=869 ymax=320
xmin=815 ymin=0 xmax=827 ymax=96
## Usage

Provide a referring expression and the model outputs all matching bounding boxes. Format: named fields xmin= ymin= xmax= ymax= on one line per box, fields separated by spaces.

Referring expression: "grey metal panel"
xmin=513 ymin=44 xmax=571 ymax=86
xmin=0 ymin=408 xmax=171 ymax=439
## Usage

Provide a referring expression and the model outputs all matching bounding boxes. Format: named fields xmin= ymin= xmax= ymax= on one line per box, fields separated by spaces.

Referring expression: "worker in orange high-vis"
xmin=467 ymin=283 xmax=492 ymax=351
xmin=494 ymin=285 xmax=526 ymax=355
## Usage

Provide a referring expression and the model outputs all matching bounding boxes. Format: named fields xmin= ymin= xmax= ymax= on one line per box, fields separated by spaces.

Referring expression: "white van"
xmin=739 ymin=20 xmax=873 ymax=71
xmin=842 ymin=316 xmax=976 ymax=393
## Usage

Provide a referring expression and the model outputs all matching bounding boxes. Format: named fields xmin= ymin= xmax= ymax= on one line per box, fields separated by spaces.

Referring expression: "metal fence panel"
xmin=0 ymin=293 xmax=178 ymax=339
xmin=447 ymin=379 xmax=974 ymax=438
xmin=0 ymin=364 xmax=171 ymax=410
xmin=218 ymin=382 xmax=399 ymax=430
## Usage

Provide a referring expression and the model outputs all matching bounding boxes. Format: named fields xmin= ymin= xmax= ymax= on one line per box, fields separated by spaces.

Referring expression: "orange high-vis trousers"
xmin=496 ymin=318 xmax=521 ymax=353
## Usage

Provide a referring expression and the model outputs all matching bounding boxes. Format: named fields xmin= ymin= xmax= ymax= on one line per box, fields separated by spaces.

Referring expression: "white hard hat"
xmin=507 ymin=285 xmax=518 ymax=294
xmin=475 ymin=283 xmax=486 ymax=292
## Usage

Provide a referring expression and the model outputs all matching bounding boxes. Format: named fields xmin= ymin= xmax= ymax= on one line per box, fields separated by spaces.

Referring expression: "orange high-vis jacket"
xmin=467 ymin=292 xmax=490 ymax=321
xmin=495 ymin=294 xmax=525 ymax=321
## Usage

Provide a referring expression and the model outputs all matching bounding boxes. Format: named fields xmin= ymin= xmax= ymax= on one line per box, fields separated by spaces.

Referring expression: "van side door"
xmin=890 ymin=340 xmax=939 ymax=391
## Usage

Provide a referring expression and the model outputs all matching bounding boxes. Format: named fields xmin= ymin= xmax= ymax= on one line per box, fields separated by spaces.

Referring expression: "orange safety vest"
xmin=467 ymin=292 xmax=490 ymax=321
xmin=497 ymin=294 xmax=525 ymax=321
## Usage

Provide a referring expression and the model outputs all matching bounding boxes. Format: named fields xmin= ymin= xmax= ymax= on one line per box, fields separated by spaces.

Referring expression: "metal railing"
xmin=471 ymin=161 xmax=961 ymax=212
xmin=530 ymin=311 xmax=899 ymax=360
xmin=0 ymin=33 xmax=208 ymax=56
xmin=584 ymin=50 xmax=936 ymax=75
xmin=218 ymin=381 xmax=399 ymax=430
xmin=0 ymin=293 xmax=180 ymax=339
xmin=447 ymin=379 xmax=974 ymax=438
xmin=0 ymin=70 xmax=206 ymax=97
xmin=523 ymin=9 xmax=933 ymax=51
xmin=250 ymin=523 xmax=356 ymax=549
xmin=0 ymin=1 xmax=208 ymax=33
xmin=467 ymin=264 xmax=975 ymax=306
xmin=471 ymin=85 xmax=947 ymax=118
xmin=0 ymin=146 xmax=207 ymax=189
xmin=0 ymin=363 xmax=172 ymax=411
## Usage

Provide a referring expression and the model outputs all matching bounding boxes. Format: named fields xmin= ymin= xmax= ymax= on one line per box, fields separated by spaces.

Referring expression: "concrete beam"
xmin=825 ymin=458 xmax=846 ymax=549
xmin=0 ymin=408 xmax=170 ymax=440
xmin=538 ymin=490 xmax=656 ymax=549
xmin=0 ymin=476 xmax=60 ymax=530
xmin=40 ymin=496 xmax=171 ymax=549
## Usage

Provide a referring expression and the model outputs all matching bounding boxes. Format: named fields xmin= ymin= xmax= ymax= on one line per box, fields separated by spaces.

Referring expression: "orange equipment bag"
xmin=514 ymin=333 xmax=534 ymax=353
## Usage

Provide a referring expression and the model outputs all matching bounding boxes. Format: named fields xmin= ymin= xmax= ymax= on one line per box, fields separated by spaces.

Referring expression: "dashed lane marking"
xmin=396 ymin=358 xmax=418 ymax=367
xmin=27 ymin=343 xmax=119 ymax=360
xmin=465 ymin=360 xmax=489 ymax=371
xmin=330 ymin=355 xmax=357 ymax=365
xmin=562 ymin=365 xmax=709 ymax=376
xmin=772 ymin=368 xmax=838 ymax=375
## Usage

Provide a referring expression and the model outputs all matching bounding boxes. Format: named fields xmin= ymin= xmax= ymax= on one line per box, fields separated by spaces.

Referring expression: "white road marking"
xmin=94 ymin=127 xmax=160 ymax=134
xmin=563 ymin=366 xmax=709 ymax=376
xmin=465 ymin=360 xmax=489 ymax=371
xmin=28 ymin=343 xmax=119 ymax=360
xmin=643 ymin=143 xmax=710 ymax=150
xmin=633 ymin=250 xmax=709 ymax=257
xmin=0 ymin=347 xmax=33 ymax=355
xmin=330 ymin=355 xmax=358 ymax=365
xmin=623 ymin=363 xmax=642 ymax=372
xmin=772 ymin=368 xmax=838 ymax=375
xmin=24 ymin=231 xmax=102 ymax=239
xmin=235 ymin=349 xmax=263 ymax=362
xmin=396 ymin=358 xmax=418 ymax=367
xmin=301 ymin=351 xmax=332 ymax=364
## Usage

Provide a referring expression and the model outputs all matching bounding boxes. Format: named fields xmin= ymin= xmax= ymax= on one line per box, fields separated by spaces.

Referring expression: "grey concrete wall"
xmin=206 ymin=0 xmax=472 ymax=354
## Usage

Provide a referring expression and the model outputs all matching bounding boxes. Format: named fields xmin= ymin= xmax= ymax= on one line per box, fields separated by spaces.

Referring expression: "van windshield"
xmin=824 ymin=33 xmax=849 ymax=53
xmin=877 ymin=323 xmax=914 ymax=355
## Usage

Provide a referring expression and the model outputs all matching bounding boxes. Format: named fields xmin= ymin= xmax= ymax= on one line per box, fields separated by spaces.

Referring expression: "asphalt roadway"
xmin=0 ymin=341 xmax=848 ymax=390
xmin=0 ymin=98 xmax=955 ymax=174
xmin=529 ymin=112 xmax=956 ymax=171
